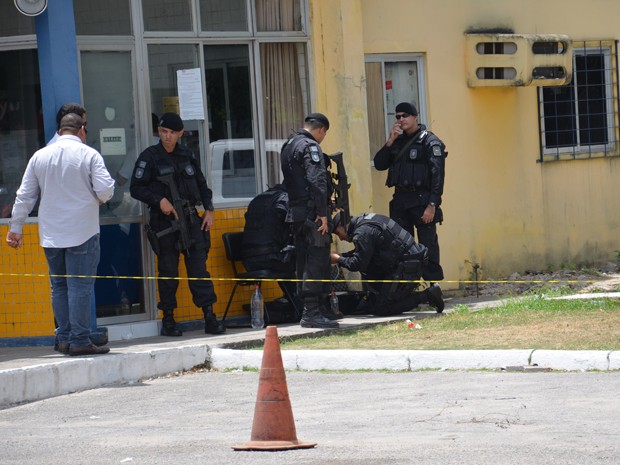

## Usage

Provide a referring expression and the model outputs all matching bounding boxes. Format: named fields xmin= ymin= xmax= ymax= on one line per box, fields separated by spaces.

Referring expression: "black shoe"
xmin=426 ymin=284 xmax=445 ymax=313
xmin=69 ymin=343 xmax=110 ymax=356
xmin=204 ymin=313 xmax=226 ymax=335
xmin=160 ymin=325 xmax=183 ymax=337
xmin=55 ymin=341 xmax=70 ymax=355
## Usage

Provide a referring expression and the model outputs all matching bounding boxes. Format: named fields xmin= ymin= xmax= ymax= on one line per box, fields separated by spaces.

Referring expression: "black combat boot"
xmin=203 ymin=306 xmax=226 ymax=334
xmin=425 ymin=284 xmax=445 ymax=313
xmin=300 ymin=297 xmax=340 ymax=329
xmin=160 ymin=310 xmax=183 ymax=337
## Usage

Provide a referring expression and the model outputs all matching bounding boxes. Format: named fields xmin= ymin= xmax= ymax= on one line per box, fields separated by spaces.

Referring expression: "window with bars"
xmin=538 ymin=40 xmax=620 ymax=161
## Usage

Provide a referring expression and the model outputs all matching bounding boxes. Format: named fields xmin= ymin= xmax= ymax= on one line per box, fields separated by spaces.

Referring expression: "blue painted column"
xmin=35 ymin=0 xmax=80 ymax=143
xmin=34 ymin=3 xmax=105 ymax=342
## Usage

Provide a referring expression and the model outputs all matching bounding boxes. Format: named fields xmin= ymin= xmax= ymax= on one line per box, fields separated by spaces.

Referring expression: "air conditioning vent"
xmin=466 ymin=33 xmax=572 ymax=87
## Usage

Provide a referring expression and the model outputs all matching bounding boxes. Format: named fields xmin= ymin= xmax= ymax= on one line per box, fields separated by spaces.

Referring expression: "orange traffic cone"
xmin=232 ymin=325 xmax=317 ymax=451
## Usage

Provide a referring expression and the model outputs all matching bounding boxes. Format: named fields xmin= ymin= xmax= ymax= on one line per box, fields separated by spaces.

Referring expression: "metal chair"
xmin=220 ymin=231 xmax=301 ymax=322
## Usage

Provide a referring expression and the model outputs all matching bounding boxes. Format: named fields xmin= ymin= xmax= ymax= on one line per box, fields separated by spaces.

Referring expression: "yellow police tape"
xmin=0 ymin=272 xmax=600 ymax=285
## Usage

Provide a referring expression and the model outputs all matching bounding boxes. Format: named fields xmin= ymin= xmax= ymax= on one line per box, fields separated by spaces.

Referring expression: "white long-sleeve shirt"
xmin=10 ymin=135 xmax=115 ymax=248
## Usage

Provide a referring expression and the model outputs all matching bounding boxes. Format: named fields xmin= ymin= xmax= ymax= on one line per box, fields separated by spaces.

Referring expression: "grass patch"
xmin=280 ymin=293 xmax=620 ymax=351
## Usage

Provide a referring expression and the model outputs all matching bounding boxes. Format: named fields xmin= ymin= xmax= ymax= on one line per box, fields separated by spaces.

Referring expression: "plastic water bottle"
xmin=120 ymin=292 xmax=131 ymax=314
xmin=330 ymin=288 xmax=340 ymax=315
xmin=250 ymin=284 xmax=265 ymax=329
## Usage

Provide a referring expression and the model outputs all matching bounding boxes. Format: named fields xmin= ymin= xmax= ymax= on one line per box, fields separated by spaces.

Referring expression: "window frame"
xmin=538 ymin=39 xmax=620 ymax=162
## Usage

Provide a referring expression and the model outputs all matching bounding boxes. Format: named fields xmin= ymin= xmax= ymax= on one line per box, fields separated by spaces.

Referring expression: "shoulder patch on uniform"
xmin=309 ymin=145 xmax=321 ymax=163
xmin=134 ymin=160 xmax=148 ymax=179
xmin=432 ymin=145 xmax=443 ymax=157
xmin=183 ymin=163 xmax=195 ymax=176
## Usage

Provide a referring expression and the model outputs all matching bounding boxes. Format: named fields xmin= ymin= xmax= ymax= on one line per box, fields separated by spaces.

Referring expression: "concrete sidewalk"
xmin=1 ymin=295 xmax=618 ymax=407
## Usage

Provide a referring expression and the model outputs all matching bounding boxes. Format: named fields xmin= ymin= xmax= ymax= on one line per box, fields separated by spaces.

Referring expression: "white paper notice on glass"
xmin=176 ymin=68 xmax=205 ymax=121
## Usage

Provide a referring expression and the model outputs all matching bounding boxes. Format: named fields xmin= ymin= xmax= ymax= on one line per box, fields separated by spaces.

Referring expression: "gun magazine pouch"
xmin=144 ymin=224 xmax=160 ymax=255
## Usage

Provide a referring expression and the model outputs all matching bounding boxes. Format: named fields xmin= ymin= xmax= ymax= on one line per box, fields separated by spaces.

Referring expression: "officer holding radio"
xmin=280 ymin=112 xmax=339 ymax=329
xmin=373 ymin=102 xmax=447 ymax=283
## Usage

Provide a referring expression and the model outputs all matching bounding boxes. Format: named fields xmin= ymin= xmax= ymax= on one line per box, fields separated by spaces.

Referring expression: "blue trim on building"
xmin=0 ymin=336 xmax=55 ymax=348
xmin=35 ymin=0 xmax=81 ymax=143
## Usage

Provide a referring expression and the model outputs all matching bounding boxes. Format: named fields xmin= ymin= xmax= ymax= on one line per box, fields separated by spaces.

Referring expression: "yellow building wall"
xmin=0 ymin=208 xmax=280 ymax=339
xmin=310 ymin=0 xmax=620 ymax=285
xmin=6 ymin=0 xmax=620 ymax=338
xmin=0 ymin=225 xmax=51 ymax=338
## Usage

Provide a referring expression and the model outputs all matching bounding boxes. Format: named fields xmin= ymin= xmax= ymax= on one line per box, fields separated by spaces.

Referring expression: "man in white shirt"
xmin=7 ymin=114 xmax=115 ymax=356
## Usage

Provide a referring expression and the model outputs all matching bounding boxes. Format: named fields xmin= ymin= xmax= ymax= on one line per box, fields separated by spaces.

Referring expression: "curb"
xmin=2 ymin=346 xmax=619 ymax=407
xmin=210 ymin=348 xmax=536 ymax=371
xmin=531 ymin=349 xmax=618 ymax=371
xmin=211 ymin=348 xmax=620 ymax=371
xmin=0 ymin=344 xmax=210 ymax=406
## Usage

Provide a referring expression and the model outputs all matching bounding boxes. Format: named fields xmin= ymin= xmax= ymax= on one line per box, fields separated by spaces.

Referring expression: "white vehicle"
xmin=209 ymin=138 xmax=285 ymax=206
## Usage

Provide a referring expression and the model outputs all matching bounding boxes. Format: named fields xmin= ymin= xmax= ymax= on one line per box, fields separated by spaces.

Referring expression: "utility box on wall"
xmin=466 ymin=33 xmax=573 ymax=87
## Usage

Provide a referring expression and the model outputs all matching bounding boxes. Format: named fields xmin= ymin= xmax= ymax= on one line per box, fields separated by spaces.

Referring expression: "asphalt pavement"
xmin=1 ymin=370 xmax=619 ymax=464
xmin=1 ymin=294 xmax=619 ymax=408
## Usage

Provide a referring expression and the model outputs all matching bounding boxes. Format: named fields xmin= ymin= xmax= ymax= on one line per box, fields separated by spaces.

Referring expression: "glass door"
xmin=0 ymin=49 xmax=43 ymax=218
xmin=147 ymin=44 xmax=204 ymax=164
xmin=204 ymin=44 xmax=256 ymax=205
xmin=81 ymin=49 xmax=147 ymax=322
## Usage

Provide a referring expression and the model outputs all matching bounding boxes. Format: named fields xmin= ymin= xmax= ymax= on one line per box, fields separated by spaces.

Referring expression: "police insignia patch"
xmin=135 ymin=161 xmax=147 ymax=179
xmin=309 ymin=145 xmax=321 ymax=162
xmin=432 ymin=145 xmax=442 ymax=157
xmin=409 ymin=148 xmax=418 ymax=160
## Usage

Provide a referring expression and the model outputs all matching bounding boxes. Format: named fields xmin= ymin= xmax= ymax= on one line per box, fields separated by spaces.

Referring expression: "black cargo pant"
xmin=153 ymin=214 xmax=217 ymax=311
xmin=292 ymin=219 xmax=330 ymax=300
xmin=390 ymin=199 xmax=444 ymax=282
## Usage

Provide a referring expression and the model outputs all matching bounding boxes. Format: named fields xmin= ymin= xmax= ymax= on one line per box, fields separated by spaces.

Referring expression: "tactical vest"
xmin=386 ymin=126 xmax=445 ymax=190
xmin=281 ymin=133 xmax=312 ymax=209
xmin=352 ymin=213 xmax=426 ymax=272
xmin=242 ymin=187 xmax=289 ymax=259
xmin=147 ymin=144 xmax=202 ymax=206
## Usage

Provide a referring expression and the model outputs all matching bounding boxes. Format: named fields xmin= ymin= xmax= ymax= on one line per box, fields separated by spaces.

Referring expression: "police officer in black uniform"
xmin=241 ymin=184 xmax=300 ymax=308
xmin=373 ymin=102 xmax=447 ymax=284
xmin=130 ymin=113 xmax=224 ymax=336
xmin=280 ymin=113 xmax=339 ymax=329
xmin=330 ymin=212 xmax=444 ymax=314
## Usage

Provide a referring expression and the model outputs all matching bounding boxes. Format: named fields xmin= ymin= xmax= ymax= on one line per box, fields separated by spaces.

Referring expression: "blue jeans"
xmin=44 ymin=234 xmax=100 ymax=347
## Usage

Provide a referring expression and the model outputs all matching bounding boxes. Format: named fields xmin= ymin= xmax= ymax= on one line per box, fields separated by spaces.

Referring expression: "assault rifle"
xmin=145 ymin=173 xmax=196 ymax=256
xmin=327 ymin=151 xmax=351 ymax=224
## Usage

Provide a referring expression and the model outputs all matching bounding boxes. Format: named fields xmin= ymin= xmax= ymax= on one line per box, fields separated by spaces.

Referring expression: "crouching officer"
xmin=281 ymin=112 xmax=339 ymax=328
xmin=330 ymin=211 xmax=444 ymax=315
xmin=130 ymin=112 xmax=224 ymax=336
